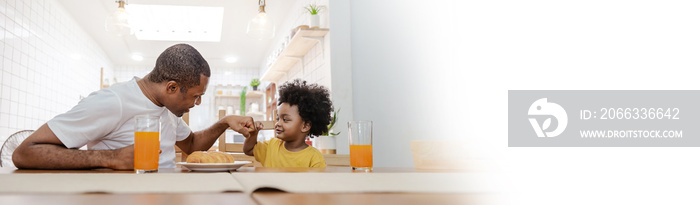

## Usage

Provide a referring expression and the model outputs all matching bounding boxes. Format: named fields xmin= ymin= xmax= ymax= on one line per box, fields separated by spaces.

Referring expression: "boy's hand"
xmin=249 ymin=121 xmax=264 ymax=137
xmin=254 ymin=121 xmax=264 ymax=131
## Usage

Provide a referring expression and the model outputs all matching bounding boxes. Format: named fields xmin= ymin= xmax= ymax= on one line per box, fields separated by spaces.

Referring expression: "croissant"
xmin=186 ymin=151 xmax=235 ymax=163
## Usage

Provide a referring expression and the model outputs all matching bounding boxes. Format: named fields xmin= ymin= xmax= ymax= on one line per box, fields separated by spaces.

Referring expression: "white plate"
xmin=177 ymin=161 xmax=252 ymax=172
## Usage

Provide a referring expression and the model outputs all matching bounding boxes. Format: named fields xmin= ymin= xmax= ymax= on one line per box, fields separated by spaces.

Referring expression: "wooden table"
xmin=0 ymin=167 xmax=496 ymax=205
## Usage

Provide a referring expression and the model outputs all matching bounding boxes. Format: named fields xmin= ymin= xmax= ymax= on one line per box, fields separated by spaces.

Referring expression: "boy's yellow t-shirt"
xmin=253 ymin=137 xmax=327 ymax=167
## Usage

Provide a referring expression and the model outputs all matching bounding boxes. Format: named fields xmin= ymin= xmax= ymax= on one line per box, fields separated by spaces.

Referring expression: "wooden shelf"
xmin=265 ymin=83 xmax=277 ymax=121
xmin=246 ymin=111 xmax=265 ymax=116
xmin=215 ymin=86 xmax=265 ymax=119
xmin=246 ymin=90 xmax=264 ymax=98
xmin=261 ymin=28 xmax=329 ymax=82
xmin=214 ymin=91 xmax=264 ymax=99
xmin=215 ymin=84 xmax=244 ymax=88
xmin=215 ymin=94 xmax=240 ymax=98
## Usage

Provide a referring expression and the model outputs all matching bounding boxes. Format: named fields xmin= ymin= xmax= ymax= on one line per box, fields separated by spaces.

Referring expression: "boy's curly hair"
xmin=278 ymin=79 xmax=333 ymax=137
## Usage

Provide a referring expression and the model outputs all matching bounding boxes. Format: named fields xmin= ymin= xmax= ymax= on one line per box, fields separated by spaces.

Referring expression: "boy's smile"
xmin=275 ymin=103 xmax=310 ymax=143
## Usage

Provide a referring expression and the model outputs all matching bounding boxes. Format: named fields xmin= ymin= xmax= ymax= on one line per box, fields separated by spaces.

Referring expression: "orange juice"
xmin=134 ymin=131 xmax=159 ymax=171
xmin=350 ymin=145 xmax=373 ymax=168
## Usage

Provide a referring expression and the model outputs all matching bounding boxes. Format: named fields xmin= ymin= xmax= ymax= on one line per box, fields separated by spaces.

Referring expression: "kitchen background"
xmin=0 ymin=0 xmax=332 ymax=136
xmin=3 ymin=0 xmax=699 ymax=203
xmin=0 ymin=0 xmax=461 ymax=168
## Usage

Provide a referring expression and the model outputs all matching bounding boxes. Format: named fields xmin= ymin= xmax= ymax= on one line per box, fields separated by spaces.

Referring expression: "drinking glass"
xmin=134 ymin=115 xmax=160 ymax=174
xmin=348 ymin=120 xmax=373 ymax=171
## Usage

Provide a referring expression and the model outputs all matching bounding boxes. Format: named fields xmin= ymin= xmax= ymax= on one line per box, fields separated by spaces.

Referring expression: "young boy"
xmin=243 ymin=79 xmax=333 ymax=167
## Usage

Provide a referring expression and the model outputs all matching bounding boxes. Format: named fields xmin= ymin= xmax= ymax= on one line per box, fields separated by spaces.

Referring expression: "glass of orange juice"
xmin=134 ymin=115 xmax=160 ymax=174
xmin=348 ymin=120 xmax=373 ymax=172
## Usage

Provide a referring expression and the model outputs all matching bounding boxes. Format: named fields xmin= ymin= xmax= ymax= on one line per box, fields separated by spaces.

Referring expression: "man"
xmin=13 ymin=44 xmax=256 ymax=169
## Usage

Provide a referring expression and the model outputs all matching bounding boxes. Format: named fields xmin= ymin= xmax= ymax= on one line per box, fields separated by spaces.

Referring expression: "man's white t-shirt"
xmin=47 ymin=77 xmax=191 ymax=168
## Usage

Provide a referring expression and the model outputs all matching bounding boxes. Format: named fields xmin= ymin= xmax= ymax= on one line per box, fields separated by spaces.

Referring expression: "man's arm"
xmin=12 ymin=124 xmax=134 ymax=170
xmin=175 ymin=115 xmax=256 ymax=154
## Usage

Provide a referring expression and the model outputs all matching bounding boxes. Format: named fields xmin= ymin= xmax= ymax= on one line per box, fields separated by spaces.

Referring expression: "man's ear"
xmin=165 ymin=81 xmax=180 ymax=94
xmin=301 ymin=121 xmax=311 ymax=133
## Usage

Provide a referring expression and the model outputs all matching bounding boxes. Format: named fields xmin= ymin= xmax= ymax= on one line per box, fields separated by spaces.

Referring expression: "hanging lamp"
xmin=246 ymin=0 xmax=275 ymax=40
xmin=105 ymin=0 xmax=132 ymax=37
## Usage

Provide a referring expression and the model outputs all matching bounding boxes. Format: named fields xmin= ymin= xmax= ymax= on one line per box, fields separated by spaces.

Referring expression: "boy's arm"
xmin=243 ymin=121 xmax=264 ymax=156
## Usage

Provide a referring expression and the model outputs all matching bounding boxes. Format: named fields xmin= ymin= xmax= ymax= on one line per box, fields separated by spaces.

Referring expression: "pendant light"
xmin=105 ymin=0 xmax=132 ymax=37
xmin=246 ymin=0 xmax=275 ymax=40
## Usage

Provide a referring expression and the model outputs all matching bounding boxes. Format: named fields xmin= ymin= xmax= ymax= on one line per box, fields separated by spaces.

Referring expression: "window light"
xmin=127 ymin=4 xmax=224 ymax=42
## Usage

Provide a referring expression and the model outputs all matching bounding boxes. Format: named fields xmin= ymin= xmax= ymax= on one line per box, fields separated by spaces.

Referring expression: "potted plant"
xmin=315 ymin=108 xmax=340 ymax=154
xmin=323 ymin=108 xmax=341 ymax=136
xmin=250 ymin=78 xmax=260 ymax=91
xmin=240 ymin=86 xmax=247 ymax=115
xmin=303 ymin=3 xmax=326 ymax=28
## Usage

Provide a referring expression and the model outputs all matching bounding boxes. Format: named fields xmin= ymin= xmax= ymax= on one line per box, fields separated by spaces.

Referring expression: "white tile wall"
xmin=113 ymin=65 xmax=150 ymax=83
xmin=0 ymin=0 xmax=115 ymax=143
xmin=264 ymin=0 xmax=332 ymax=90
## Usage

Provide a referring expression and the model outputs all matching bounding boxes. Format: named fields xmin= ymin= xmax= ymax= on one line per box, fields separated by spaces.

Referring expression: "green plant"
xmin=240 ymin=86 xmax=247 ymax=115
xmin=322 ymin=108 xmax=341 ymax=136
xmin=303 ymin=3 xmax=325 ymax=15
xmin=250 ymin=78 xmax=260 ymax=87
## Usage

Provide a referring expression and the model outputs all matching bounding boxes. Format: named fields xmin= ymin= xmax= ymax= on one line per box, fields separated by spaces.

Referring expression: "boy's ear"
xmin=301 ymin=121 xmax=311 ymax=133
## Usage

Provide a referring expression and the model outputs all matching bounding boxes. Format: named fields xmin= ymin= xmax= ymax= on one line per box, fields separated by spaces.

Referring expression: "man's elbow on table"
xmin=12 ymin=144 xmax=31 ymax=168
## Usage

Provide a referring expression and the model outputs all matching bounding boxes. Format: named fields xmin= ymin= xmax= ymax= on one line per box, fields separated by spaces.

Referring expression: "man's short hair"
xmin=148 ymin=44 xmax=210 ymax=93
